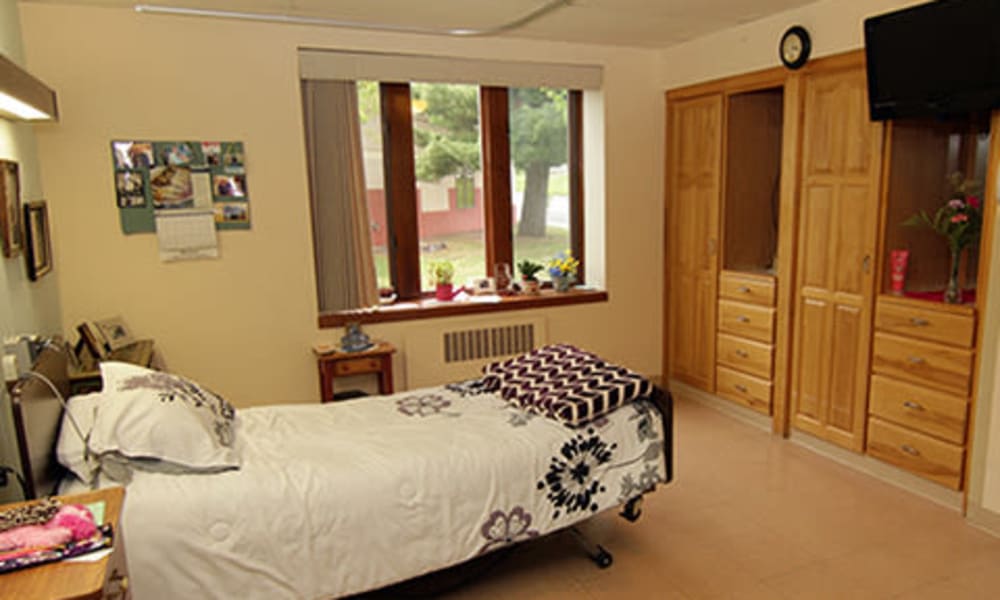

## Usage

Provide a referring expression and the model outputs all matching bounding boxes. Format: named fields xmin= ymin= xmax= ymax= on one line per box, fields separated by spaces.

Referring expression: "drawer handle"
xmin=901 ymin=444 xmax=920 ymax=457
xmin=737 ymin=286 xmax=751 ymax=293
xmin=910 ymin=317 xmax=930 ymax=327
xmin=907 ymin=356 xmax=926 ymax=365
xmin=734 ymin=384 xmax=748 ymax=393
xmin=735 ymin=349 xmax=750 ymax=358
xmin=903 ymin=400 xmax=924 ymax=411
xmin=736 ymin=315 xmax=751 ymax=323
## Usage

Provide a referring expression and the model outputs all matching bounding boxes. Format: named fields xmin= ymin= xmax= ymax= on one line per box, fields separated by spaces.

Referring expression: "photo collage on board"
xmin=111 ymin=140 xmax=250 ymax=231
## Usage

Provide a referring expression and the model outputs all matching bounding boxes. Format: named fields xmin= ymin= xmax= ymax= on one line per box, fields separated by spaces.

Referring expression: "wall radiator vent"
xmin=443 ymin=324 xmax=535 ymax=364
xmin=403 ymin=316 xmax=547 ymax=390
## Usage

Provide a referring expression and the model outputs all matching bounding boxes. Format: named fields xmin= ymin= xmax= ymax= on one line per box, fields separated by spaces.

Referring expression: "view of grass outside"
xmin=373 ymin=226 xmax=570 ymax=291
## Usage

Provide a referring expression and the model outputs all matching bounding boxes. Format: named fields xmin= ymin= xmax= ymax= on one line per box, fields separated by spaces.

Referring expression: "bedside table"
xmin=315 ymin=341 xmax=396 ymax=402
xmin=0 ymin=486 xmax=130 ymax=599
xmin=69 ymin=339 xmax=155 ymax=395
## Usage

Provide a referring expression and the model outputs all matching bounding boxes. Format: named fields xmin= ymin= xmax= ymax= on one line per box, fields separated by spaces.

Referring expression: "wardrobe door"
xmin=667 ymin=94 xmax=723 ymax=391
xmin=790 ymin=67 xmax=883 ymax=451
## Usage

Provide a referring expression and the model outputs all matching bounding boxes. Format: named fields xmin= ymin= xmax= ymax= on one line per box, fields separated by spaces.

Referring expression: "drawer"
xmin=719 ymin=271 xmax=776 ymax=307
xmin=718 ymin=300 xmax=775 ymax=343
xmin=869 ymin=374 xmax=968 ymax=444
xmin=716 ymin=366 xmax=771 ymax=415
xmin=867 ymin=417 xmax=964 ymax=489
xmin=875 ymin=298 xmax=975 ymax=348
xmin=871 ymin=332 xmax=974 ymax=395
xmin=332 ymin=357 xmax=382 ymax=376
xmin=716 ymin=333 xmax=773 ymax=380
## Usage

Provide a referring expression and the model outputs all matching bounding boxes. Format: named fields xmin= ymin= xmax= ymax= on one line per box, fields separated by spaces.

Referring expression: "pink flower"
xmin=969 ymin=196 xmax=981 ymax=210
xmin=951 ymin=214 xmax=969 ymax=223
xmin=948 ymin=198 xmax=965 ymax=209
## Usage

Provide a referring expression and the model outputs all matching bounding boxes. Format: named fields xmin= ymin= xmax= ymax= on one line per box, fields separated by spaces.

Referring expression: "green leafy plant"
xmin=517 ymin=259 xmax=545 ymax=282
xmin=428 ymin=260 xmax=455 ymax=286
xmin=903 ymin=172 xmax=983 ymax=255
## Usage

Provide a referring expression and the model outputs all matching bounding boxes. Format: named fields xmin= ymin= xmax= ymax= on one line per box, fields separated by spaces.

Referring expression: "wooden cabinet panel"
xmin=716 ymin=365 xmax=772 ymax=414
xmin=874 ymin=297 xmax=976 ymax=348
xmin=792 ymin=297 xmax=828 ymax=426
xmin=867 ymin=417 xmax=964 ymax=489
xmin=718 ymin=299 xmax=775 ymax=343
xmin=668 ymin=94 xmax=723 ymax=391
xmin=870 ymin=374 xmax=968 ymax=444
xmin=716 ymin=333 xmax=773 ymax=379
xmin=871 ymin=332 xmax=974 ymax=395
xmin=719 ymin=271 xmax=776 ymax=306
xmin=790 ymin=65 xmax=882 ymax=452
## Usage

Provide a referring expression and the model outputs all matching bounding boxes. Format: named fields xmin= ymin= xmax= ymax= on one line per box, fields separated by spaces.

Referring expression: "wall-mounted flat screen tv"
xmin=864 ymin=0 xmax=1000 ymax=121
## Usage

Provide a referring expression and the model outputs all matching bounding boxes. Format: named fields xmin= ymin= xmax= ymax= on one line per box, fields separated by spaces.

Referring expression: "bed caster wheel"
xmin=592 ymin=546 xmax=613 ymax=569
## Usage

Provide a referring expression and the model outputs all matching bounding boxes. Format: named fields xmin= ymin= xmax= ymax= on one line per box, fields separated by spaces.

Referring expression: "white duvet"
xmin=68 ymin=385 xmax=667 ymax=599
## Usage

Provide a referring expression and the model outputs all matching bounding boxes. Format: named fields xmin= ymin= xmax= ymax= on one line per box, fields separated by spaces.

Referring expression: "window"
xmin=363 ymin=82 xmax=584 ymax=300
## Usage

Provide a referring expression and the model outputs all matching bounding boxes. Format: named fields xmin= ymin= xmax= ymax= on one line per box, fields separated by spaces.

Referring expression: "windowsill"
xmin=318 ymin=288 xmax=608 ymax=328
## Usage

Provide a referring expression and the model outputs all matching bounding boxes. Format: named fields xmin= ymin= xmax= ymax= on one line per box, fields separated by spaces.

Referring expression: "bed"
xmin=12 ymin=344 xmax=673 ymax=599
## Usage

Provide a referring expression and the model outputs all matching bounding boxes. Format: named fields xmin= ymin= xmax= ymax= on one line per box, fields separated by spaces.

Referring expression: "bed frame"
xmin=9 ymin=346 xmax=71 ymax=500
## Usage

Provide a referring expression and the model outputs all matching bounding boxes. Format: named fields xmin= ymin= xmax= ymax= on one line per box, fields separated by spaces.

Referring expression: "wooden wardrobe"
xmin=663 ymin=50 xmax=998 ymax=494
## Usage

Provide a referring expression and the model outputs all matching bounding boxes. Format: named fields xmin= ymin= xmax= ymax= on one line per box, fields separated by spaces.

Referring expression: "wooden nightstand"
xmin=0 ymin=486 xmax=130 ymax=599
xmin=315 ymin=342 xmax=396 ymax=402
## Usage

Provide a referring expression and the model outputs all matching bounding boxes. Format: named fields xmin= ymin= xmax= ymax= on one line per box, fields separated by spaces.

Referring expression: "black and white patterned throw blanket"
xmin=482 ymin=344 xmax=652 ymax=427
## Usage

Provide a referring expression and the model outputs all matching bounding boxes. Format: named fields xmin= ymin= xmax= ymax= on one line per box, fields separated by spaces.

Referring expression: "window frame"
xmin=375 ymin=82 xmax=585 ymax=301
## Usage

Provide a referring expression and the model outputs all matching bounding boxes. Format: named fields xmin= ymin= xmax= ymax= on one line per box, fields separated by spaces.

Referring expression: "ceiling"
xmin=22 ymin=0 xmax=819 ymax=48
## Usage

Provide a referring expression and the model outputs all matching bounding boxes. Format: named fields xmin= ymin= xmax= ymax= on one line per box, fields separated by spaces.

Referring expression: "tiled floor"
xmin=395 ymin=397 xmax=1000 ymax=599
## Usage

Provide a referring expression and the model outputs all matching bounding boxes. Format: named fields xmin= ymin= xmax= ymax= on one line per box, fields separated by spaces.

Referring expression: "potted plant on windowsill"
xmin=517 ymin=260 xmax=544 ymax=295
xmin=548 ymin=250 xmax=580 ymax=292
xmin=429 ymin=260 xmax=460 ymax=301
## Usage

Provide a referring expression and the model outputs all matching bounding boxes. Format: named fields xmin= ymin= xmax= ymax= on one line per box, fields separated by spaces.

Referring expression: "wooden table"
xmin=314 ymin=341 xmax=396 ymax=402
xmin=0 ymin=486 xmax=129 ymax=599
xmin=69 ymin=339 xmax=155 ymax=395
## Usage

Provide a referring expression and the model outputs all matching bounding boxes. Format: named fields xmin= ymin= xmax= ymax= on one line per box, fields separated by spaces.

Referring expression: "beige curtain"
xmin=302 ymin=79 xmax=378 ymax=312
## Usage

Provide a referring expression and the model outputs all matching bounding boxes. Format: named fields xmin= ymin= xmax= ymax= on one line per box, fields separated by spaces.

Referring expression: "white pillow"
xmin=92 ymin=362 xmax=239 ymax=482
xmin=56 ymin=392 xmax=103 ymax=484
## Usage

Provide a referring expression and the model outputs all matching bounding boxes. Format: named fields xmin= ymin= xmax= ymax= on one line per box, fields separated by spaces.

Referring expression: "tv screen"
xmin=864 ymin=0 xmax=1000 ymax=120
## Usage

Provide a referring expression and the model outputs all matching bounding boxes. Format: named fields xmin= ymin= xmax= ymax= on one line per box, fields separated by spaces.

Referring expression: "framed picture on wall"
xmin=0 ymin=160 xmax=22 ymax=258
xmin=23 ymin=201 xmax=53 ymax=280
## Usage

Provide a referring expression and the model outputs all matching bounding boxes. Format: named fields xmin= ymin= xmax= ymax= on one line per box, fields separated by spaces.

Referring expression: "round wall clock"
xmin=779 ymin=25 xmax=811 ymax=70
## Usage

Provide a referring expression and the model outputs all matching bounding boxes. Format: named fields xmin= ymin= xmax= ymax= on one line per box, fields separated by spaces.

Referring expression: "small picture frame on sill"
xmin=23 ymin=201 xmax=52 ymax=280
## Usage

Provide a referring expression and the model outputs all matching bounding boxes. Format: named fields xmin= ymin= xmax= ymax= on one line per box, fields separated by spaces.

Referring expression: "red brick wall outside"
xmin=367 ymin=188 xmax=485 ymax=247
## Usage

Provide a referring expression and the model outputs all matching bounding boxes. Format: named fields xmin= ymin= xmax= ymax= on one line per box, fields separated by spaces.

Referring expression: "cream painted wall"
xmin=0 ymin=0 xmax=62 ymax=501
xmin=657 ymin=0 xmax=925 ymax=89
xmin=18 ymin=4 xmax=664 ymax=406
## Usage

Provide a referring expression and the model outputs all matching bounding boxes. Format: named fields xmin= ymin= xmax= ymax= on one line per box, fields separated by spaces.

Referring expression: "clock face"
xmin=782 ymin=35 xmax=802 ymax=63
xmin=779 ymin=26 xmax=811 ymax=69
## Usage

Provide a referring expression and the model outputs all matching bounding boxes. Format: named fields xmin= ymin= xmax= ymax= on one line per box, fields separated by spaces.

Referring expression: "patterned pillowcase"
xmin=483 ymin=344 xmax=651 ymax=427
xmin=90 ymin=362 xmax=240 ymax=482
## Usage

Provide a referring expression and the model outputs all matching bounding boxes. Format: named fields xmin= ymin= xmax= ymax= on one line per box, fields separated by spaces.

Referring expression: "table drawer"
xmin=869 ymin=374 xmax=968 ymax=445
xmin=716 ymin=333 xmax=773 ymax=380
xmin=719 ymin=271 xmax=776 ymax=307
xmin=871 ymin=332 xmax=974 ymax=395
xmin=875 ymin=298 xmax=975 ymax=348
xmin=867 ymin=417 xmax=964 ymax=489
xmin=716 ymin=366 xmax=771 ymax=415
xmin=718 ymin=300 xmax=775 ymax=343
xmin=332 ymin=357 xmax=382 ymax=376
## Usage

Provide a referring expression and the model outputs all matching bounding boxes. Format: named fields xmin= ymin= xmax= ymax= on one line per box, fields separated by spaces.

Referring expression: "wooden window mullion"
xmin=380 ymin=82 xmax=421 ymax=299
xmin=480 ymin=86 xmax=513 ymax=276
xmin=568 ymin=90 xmax=585 ymax=283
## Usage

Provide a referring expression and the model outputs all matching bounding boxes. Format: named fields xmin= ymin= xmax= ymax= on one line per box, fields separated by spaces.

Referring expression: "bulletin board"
xmin=111 ymin=140 xmax=251 ymax=233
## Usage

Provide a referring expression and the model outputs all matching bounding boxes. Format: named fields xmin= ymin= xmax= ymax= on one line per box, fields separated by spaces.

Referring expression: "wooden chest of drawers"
xmin=866 ymin=296 xmax=975 ymax=489
xmin=715 ymin=271 xmax=776 ymax=415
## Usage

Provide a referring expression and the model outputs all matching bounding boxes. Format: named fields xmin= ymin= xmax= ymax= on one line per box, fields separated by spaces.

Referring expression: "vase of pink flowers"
xmin=904 ymin=173 xmax=982 ymax=303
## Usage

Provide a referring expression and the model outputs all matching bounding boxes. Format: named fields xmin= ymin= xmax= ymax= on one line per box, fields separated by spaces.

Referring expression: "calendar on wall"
xmin=110 ymin=140 xmax=251 ymax=233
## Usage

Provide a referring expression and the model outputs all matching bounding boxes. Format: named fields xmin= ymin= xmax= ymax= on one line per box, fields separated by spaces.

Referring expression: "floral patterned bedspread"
xmin=72 ymin=385 xmax=668 ymax=599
